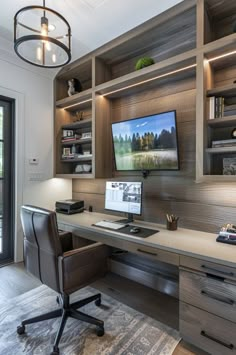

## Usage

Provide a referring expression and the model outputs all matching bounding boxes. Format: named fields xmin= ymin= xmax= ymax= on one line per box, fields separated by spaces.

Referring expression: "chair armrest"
xmin=58 ymin=242 xmax=110 ymax=294
xmin=59 ymin=231 xmax=73 ymax=252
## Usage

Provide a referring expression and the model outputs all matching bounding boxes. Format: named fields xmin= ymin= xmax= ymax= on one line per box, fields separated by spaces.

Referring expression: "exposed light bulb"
xmin=46 ymin=41 xmax=51 ymax=51
xmin=48 ymin=24 xmax=56 ymax=32
xmin=41 ymin=16 xmax=48 ymax=36
xmin=36 ymin=47 xmax=42 ymax=61
xmin=52 ymin=54 xmax=56 ymax=63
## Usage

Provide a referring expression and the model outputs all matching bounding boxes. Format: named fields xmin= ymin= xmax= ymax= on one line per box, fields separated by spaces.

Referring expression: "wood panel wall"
xmin=72 ymin=75 xmax=236 ymax=234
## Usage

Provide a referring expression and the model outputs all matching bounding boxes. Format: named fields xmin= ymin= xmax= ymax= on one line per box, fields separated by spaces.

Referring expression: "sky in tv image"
xmin=112 ymin=112 xmax=176 ymax=139
xmin=112 ymin=112 xmax=179 ymax=171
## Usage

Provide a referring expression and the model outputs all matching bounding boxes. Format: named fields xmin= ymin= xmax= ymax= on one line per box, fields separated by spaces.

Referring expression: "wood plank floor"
xmin=0 ymin=262 xmax=207 ymax=355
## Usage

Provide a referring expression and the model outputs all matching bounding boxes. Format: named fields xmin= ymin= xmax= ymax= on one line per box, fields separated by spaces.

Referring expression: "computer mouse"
xmin=130 ymin=227 xmax=141 ymax=234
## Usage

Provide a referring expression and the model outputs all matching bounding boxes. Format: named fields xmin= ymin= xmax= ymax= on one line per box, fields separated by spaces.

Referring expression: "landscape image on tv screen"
xmin=111 ymin=111 xmax=179 ymax=171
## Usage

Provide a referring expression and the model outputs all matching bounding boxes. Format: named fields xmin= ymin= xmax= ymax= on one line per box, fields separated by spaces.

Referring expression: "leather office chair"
xmin=17 ymin=205 xmax=109 ymax=355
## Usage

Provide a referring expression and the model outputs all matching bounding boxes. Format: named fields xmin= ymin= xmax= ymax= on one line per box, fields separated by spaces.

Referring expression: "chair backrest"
xmin=21 ymin=205 xmax=63 ymax=292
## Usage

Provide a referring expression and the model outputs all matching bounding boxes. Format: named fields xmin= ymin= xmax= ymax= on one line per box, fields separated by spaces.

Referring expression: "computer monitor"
xmin=105 ymin=181 xmax=143 ymax=223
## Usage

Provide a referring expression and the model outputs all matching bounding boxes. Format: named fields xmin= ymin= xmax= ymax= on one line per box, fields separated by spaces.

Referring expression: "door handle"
xmin=201 ymin=290 xmax=234 ymax=305
xmin=201 ymin=264 xmax=234 ymax=277
xmin=201 ymin=331 xmax=234 ymax=350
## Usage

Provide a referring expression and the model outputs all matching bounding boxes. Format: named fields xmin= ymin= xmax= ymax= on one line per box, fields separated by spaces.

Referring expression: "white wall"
xmin=0 ymin=40 xmax=72 ymax=262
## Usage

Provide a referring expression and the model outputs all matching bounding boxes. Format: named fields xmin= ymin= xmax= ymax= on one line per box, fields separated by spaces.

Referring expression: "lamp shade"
xmin=14 ymin=5 xmax=71 ymax=68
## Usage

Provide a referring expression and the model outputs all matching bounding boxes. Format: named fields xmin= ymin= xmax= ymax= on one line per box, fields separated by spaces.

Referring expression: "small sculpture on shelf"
xmin=72 ymin=110 xmax=84 ymax=122
xmin=67 ymin=78 xmax=82 ymax=96
xmin=135 ymin=57 xmax=155 ymax=70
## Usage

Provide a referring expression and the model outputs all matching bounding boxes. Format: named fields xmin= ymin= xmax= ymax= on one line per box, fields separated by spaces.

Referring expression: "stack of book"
xmin=209 ymin=96 xmax=224 ymax=119
xmin=212 ymin=139 xmax=236 ymax=148
xmin=61 ymin=136 xmax=76 ymax=142
xmin=217 ymin=224 xmax=236 ymax=244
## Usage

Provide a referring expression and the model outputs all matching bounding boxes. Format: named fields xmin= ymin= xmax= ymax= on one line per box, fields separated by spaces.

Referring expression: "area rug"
xmin=0 ymin=285 xmax=180 ymax=355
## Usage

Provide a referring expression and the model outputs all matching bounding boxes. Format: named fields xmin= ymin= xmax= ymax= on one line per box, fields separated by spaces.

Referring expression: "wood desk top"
xmin=57 ymin=211 xmax=236 ymax=269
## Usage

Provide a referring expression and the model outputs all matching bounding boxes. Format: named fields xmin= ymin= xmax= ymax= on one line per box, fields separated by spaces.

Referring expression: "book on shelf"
xmin=208 ymin=96 xmax=224 ymax=119
xmin=215 ymin=97 xmax=224 ymax=118
xmin=61 ymin=137 xmax=76 ymax=142
xmin=212 ymin=138 xmax=236 ymax=148
xmin=209 ymin=96 xmax=215 ymax=119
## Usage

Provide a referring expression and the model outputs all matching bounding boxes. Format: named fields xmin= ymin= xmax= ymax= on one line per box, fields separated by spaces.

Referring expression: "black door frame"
xmin=0 ymin=96 xmax=15 ymax=264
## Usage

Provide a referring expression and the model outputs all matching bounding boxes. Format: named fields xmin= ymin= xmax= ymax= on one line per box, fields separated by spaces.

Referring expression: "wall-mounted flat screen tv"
xmin=111 ymin=111 xmax=179 ymax=171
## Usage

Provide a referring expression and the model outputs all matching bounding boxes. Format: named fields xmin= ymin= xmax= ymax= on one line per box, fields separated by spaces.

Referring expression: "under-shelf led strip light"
xmin=101 ymin=63 xmax=197 ymax=97
xmin=63 ymin=98 xmax=92 ymax=110
xmin=207 ymin=50 xmax=236 ymax=63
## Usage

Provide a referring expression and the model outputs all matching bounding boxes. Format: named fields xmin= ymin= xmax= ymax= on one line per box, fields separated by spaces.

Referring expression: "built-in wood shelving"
xmin=95 ymin=50 xmax=196 ymax=97
xmin=61 ymin=156 xmax=92 ymax=163
xmin=54 ymin=0 xmax=236 ymax=182
xmin=207 ymin=116 xmax=236 ymax=128
xmin=207 ymin=85 xmax=236 ymax=98
xmin=205 ymin=147 xmax=236 ymax=154
xmin=56 ymin=89 xmax=92 ymax=110
xmin=61 ymin=138 xmax=92 ymax=146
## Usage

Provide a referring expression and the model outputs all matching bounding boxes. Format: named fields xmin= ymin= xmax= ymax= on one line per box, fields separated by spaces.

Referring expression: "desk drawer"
xmin=180 ymin=302 xmax=236 ymax=355
xmin=180 ymin=269 xmax=236 ymax=322
xmin=124 ymin=242 xmax=179 ymax=266
xmin=180 ymin=255 xmax=236 ymax=282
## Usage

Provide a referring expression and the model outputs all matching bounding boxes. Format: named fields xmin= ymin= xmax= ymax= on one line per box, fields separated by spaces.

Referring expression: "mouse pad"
xmin=92 ymin=224 xmax=159 ymax=238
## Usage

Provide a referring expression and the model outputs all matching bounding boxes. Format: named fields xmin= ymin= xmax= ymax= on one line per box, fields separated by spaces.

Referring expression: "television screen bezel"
xmin=111 ymin=110 xmax=180 ymax=172
xmin=104 ymin=181 xmax=143 ymax=217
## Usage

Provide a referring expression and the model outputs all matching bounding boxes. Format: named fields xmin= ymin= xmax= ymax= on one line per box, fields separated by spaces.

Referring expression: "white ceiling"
xmin=0 ymin=0 xmax=182 ymax=74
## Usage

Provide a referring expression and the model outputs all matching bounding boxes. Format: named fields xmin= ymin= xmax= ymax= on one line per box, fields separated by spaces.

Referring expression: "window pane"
xmin=0 ymin=142 xmax=2 ymax=178
xmin=0 ymin=107 xmax=2 ymax=140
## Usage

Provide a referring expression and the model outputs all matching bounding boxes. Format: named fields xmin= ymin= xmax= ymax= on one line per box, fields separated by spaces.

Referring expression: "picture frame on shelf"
xmin=63 ymin=147 xmax=71 ymax=156
xmin=81 ymin=132 xmax=92 ymax=139
xmin=223 ymin=157 xmax=236 ymax=175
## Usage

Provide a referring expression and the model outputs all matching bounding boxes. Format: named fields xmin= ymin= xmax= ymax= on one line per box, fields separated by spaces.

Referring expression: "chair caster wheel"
xmin=95 ymin=297 xmax=101 ymax=307
xmin=96 ymin=326 xmax=104 ymax=337
xmin=17 ymin=325 xmax=25 ymax=335
xmin=51 ymin=346 xmax=59 ymax=355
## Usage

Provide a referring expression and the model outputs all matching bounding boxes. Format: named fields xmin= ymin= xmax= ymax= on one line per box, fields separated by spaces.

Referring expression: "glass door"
xmin=0 ymin=98 xmax=14 ymax=264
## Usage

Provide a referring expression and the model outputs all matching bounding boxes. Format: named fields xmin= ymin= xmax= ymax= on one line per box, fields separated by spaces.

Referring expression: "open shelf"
xmin=207 ymin=116 xmax=236 ymax=128
xmin=205 ymin=147 xmax=236 ymax=154
xmin=56 ymin=173 xmax=94 ymax=179
xmin=203 ymin=33 xmax=236 ymax=59
xmin=61 ymin=138 xmax=92 ymax=146
xmin=56 ymin=89 xmax=92 ymax=110
xmin=207 ymin=85 xmax=236 ymax=98
xmin=95 ymin=51 xmax=196 ymax=97
xmin=204 ymin=0 xmax=236 ymax=45
xmin=61 ymin=156 xmax=92 ymax=163
xmin=61 ymin=119 xmax=92 ymax=130
xmin=94 ymin=1 xmax=196 ymax=86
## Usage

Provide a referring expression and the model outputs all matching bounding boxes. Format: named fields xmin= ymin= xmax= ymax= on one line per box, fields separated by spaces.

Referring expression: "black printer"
xmin=55 ymin=200 xmax=84 ymax=215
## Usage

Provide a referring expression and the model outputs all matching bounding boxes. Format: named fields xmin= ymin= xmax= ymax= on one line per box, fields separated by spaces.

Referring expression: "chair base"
xmin=17 ymin=292 xmax=104 ymax=355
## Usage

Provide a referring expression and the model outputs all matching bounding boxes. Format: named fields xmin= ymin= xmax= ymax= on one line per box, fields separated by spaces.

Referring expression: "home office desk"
xmin=57 ymin=211 xmax=236 ymax=355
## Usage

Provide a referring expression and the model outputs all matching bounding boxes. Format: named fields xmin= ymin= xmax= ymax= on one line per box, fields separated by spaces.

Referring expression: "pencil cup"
xmin=166 ymin=220 xmax=178 ymax=231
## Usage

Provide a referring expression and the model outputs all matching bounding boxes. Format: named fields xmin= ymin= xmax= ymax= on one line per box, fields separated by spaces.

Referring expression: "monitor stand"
xmin=117 ymin=213 xmax=134 ymax=224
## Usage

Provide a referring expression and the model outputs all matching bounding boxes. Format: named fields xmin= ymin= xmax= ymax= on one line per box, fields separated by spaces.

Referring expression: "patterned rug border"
xmin=0 ymin=284 xmax=181 ymax=355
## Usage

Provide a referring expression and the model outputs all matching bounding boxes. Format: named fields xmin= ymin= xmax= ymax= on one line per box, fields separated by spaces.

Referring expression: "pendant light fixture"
xmin=14 ymin=1 xmax=71 ymax=68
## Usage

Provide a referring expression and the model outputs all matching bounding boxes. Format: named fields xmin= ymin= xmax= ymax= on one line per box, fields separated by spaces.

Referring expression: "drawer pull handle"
xmin=201 ymin=331 xmax=234 ymax=350
xmin=137 ymin=248 xmax=157 ymax=256
xmin=201 ymin=290 xmax=234 ymax=305
xmin=201 ymin=265 xmax=234 ymax=277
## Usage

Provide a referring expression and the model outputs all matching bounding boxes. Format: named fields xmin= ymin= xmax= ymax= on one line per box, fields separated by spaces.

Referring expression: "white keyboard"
xmin=94 ymin=220 xmax=127 ymax=230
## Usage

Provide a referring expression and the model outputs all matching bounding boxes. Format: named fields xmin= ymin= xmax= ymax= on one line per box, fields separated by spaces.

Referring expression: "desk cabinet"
xmin=180 ymin=256 xmax=236 ymax=354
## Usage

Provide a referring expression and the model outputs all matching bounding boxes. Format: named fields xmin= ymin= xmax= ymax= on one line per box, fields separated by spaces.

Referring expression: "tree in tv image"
xmin=112 ymin=112 xmax=179 ymax=170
